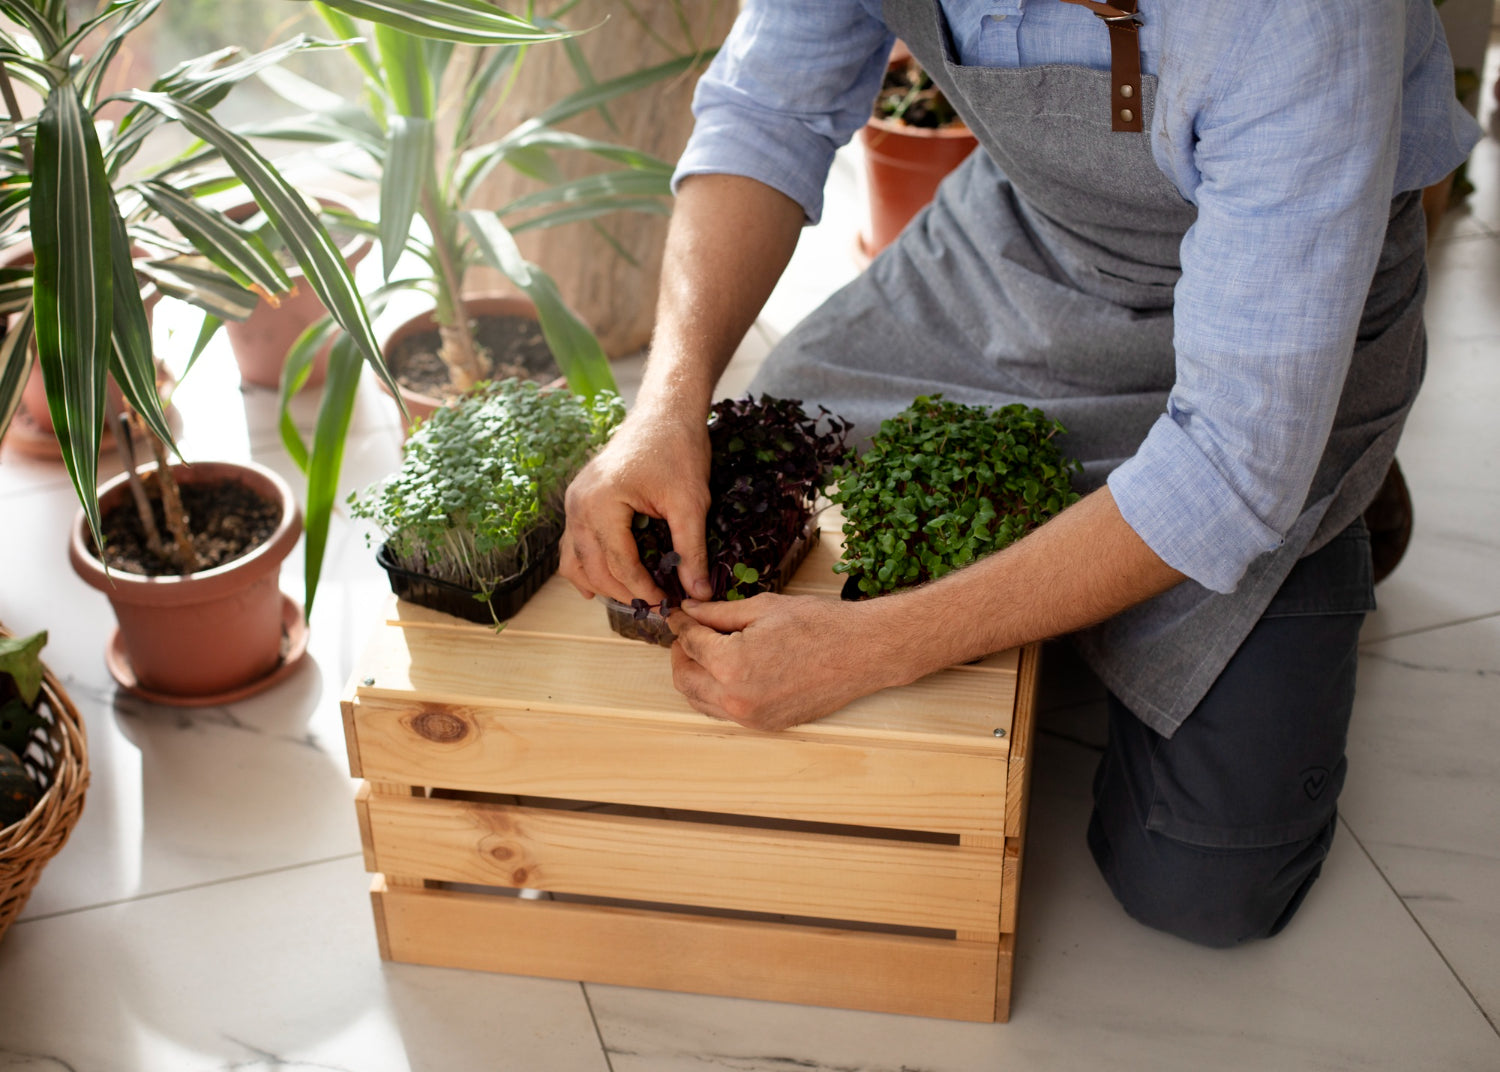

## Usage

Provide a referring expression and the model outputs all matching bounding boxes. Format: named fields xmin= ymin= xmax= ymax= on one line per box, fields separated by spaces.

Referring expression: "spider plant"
xmin=0 ymin=0 xmax=576 ymax=611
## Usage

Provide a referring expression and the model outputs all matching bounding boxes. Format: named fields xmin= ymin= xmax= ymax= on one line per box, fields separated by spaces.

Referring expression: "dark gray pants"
xmin=1086 ymin=521 xmax=1375 ymax=947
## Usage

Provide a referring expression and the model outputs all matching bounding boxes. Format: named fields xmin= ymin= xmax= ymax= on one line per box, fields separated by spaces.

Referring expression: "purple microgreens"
xmin=631 ymin=395 xmax=850 ymax=604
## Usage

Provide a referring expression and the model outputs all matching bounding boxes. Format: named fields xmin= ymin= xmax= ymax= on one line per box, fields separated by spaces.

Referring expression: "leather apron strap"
xmin=1057 ymin=0 xmax=1144 ymax=132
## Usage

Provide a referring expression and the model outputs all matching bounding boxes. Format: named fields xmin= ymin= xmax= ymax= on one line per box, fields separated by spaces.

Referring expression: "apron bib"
xmin=750 ymin=0 xmax=1424 ymax=734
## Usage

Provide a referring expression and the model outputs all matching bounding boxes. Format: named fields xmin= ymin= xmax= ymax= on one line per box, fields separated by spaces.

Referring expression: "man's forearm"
xmin=861 ymin=487 xmax=1188 ymax=688
xmin=637 ymin=174 xmax=806 ymax=416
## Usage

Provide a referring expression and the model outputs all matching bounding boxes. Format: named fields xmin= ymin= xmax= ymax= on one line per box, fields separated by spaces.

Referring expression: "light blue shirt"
xmin=675 ymin=0 xmax=1480 ymax=593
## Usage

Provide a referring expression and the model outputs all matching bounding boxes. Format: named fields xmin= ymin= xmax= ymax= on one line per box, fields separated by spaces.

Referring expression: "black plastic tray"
xmin=377 ymin=528 xmax=560 ymax=625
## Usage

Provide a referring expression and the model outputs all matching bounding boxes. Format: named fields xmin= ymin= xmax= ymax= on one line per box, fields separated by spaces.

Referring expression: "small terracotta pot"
xmin=857 ymin=113 xmax=978 ymax=263
xmin=380 ymin=294 xmax=560 ymax=433
xmin=224 ymin=192 xmax=373 ymax=391
xmin=69 ymin=460 xmax=303 ymax=700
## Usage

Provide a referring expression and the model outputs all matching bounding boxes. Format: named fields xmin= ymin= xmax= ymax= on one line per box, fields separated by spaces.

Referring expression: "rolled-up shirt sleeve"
xmin=1108 ymin=4 xmax=1407 ymax=594
xmin=672 ymin=2 xmax=895 ymax=224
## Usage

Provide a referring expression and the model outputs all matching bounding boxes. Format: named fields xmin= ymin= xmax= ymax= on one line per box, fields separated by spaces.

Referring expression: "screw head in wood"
xmin=362 ymin=676 xmax=375 ymax=686
xmin=993 ymin=728 xmax=1007 ymax=738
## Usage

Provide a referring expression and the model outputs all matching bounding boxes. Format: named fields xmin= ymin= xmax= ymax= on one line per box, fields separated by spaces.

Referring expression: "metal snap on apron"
xmin=748 ymin=0 xmax=1425 ymax=734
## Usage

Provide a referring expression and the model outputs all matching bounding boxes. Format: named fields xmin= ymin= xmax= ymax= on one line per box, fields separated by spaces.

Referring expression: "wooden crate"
xmin=340 ymin=524 xmax=1041 ymax=1022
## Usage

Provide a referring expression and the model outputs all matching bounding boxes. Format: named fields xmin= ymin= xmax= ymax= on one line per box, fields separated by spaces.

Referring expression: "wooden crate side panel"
xmin=994 ymin=932 xmax=1016 ymax=1023
xmin=364 ymin=793 xmax=1005 ymax=937
xmin=372 ymin=879 xmax=1001 ymax=1022
xmin=358 ymin=617 xmax=1017 ymax=748
xmin=1006 ymin=642 xmax=1042 ymax=840
xmin=351 ymin=696 xmax=1008 ymax=838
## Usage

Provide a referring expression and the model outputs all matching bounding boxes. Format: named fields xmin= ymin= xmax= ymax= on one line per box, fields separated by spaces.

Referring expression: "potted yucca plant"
xmin=0 ymin=0 xmax=583 ymax=700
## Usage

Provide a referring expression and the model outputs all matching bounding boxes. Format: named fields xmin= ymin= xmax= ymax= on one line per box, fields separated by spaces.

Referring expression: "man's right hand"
xmin=559 ymin=405 xmax=714 ymax=606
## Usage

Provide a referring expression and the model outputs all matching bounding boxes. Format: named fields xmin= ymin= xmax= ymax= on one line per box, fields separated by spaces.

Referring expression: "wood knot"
xmin=409 ymin=710 xmax=469 ymax=743
xmin=487 ymin=844 xmax=515 ymax=863
xmin=510 ymin=867 xmax=529 ymax=886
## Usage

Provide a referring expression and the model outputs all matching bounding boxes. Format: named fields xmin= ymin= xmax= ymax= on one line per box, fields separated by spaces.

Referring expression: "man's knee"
xmin=1088 ymin=809 xmax=1337 ymax=948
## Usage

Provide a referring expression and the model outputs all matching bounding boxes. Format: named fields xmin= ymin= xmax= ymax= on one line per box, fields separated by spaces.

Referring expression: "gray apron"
xmin=749 ymin=0 xmax=1426 ymax=736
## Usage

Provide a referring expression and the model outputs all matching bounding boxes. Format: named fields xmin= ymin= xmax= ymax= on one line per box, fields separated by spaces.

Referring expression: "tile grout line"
xmin=9 ymin=852 xmax=366 ymax=925
xmin=1337 ymin=817 xmax=1500 ymax=1040
xmin=579 ymin=983 xmax=617 ymax=1072
xmin=1359 ymin=608 xmax=1500 ymax=648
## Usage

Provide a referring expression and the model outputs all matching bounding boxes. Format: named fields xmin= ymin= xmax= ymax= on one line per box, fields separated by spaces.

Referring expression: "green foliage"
xmin=0 ymin=0 xmax=553 ymax=614
xmin=0 ymin=630 xmax=46 ymax=708
xmin=350 ymin=379 xmax=623 ymax=599
xmin=830 ymin=396 xmax=1081 ymax=597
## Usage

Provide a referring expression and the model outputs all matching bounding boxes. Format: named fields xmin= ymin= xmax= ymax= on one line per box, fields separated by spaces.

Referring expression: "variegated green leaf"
xmin=378 ymin=114 xmax=434 ymax=279
xmin=507 ymin=196 xmax=670 ymax=236
xmin=133 ymin=180 xmax=293 ymax=295
xmin=498 ymin=168 xmax=670 ymax=217
xmin=459 ymin=129 xmax=670 ymax=201
xmin=183 ymin=310 xmax=223 ymax=381
xmin=122 ymin=90 xmax=399 ymax=403
xmin=137 ymin=256 xmax=260 ymax=321
xmin=310 ymin=1 xmax=381 ymax=83
xmin=500 ymin=53 xmax=711 ymax=148
xmin=105 ymin=198 xmax=175 ymax=452
xmin=0 ymin=305 xmax=32 ymax=443
xmin=461 ymin=209 xmax=615 ymax=400
xmin=0 ymin=0 xmax=59 ymax=56
xmin=375 ymin=21 xmax=431 ymax=118
xmin=0 ymin=265 xmax=31 ymax=315
xmin=72 ymin=0 xmax=160 ymax=99
xmin=301 ymin=331 xmax=363 ymax=617
xmin=32 ymin=80 xmax=113 ymax=544
xmin=304 ymin=0 xmax=572 ymax=46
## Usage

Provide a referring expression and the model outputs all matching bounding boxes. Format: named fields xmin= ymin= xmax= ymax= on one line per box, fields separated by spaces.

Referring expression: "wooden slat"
xmin=363 ymin=793 xmax=1004 ymax=936
xmin=1000 ymin=840 xmax=1023 ymax=935
xmin=372 ymin=878 xmax=1003 ymax=1021
xmin=1006 ymin=643 xmax=1042 ymax=839
xmin=357 ymin=616 xmax=1016 ymax=749
xmin=351 ymin=693 xmax=1008 ymax=837
xmin=993 ymin=932 xmax=1016 ymax=1023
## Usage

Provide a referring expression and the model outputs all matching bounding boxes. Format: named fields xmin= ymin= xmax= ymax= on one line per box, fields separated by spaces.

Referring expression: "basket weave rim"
xmin=0 ymin=625 xmax=91 ymax=940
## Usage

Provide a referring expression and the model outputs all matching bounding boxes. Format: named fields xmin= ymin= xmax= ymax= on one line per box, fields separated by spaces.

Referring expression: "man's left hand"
xmin=668 ymin=594 xmax=895 ymax=731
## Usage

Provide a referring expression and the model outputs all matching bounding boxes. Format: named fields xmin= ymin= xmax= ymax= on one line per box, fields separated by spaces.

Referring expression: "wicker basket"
xmin=0 ymin=630 xmax=89 ymax=943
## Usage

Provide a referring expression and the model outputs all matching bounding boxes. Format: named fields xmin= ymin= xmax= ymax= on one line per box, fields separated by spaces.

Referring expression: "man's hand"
xmin=560 ymin=407 xmax=714 ymax=605
xmin=668 ymin=594 xmax=899 ymax=731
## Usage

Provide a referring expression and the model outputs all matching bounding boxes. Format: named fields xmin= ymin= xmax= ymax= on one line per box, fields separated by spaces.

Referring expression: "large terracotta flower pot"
xmin=380 ymin=294 xmax=561 ymax=434
xmin=857 ymin=113 xmax=979 ymax=263
xmin=68 ymin=460 xmax=304 ymax=703
xmin=224 ymin=193 xmax=373 ymax=391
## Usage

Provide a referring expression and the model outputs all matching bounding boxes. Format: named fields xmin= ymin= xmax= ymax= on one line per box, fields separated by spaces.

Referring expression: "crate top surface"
xmin=350 ymin=522 xmax=1021 ymax=755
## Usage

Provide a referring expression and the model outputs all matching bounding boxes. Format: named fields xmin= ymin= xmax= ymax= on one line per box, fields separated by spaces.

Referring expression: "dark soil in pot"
xmin=93 ymin=480 xmax=282 ymax=576
xmin=387 ymin=314 xmax=560 ymax=402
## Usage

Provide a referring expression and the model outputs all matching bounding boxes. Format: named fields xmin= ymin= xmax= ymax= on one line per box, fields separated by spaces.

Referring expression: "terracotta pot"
xmin=223 ymin=193 xmax=373 ymax=391
xmin=857 ymin=113 xmax=978 ymax=263
xmin=69 ymin=460 xmax=304 ymax=701
xmin=380 ymin=294 xmax=561 ymax=433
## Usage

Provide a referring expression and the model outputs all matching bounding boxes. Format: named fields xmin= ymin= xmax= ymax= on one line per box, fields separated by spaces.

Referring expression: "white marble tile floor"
xmin=2 ymin=40 xmax=1499 ymax=1072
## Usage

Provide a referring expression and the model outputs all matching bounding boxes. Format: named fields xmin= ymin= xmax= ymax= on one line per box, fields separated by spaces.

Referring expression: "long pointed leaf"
xmin=311 ymin=2 xmax=381 ymax=83
xmin=506 ymin=196 xmax=670 ymax=236
xmin=375 ymin=22 xmax=432 ymax=118
xmin=461 ymin=209 xmax=614 ymax=399
xmin=133 ymin=180 xmax=293 ymax=294
xmin=377 ymin=115 xmax=434 ymax=279
xmin=137 ymin=256 xmax=260 ymax=320
xmin=32 ymin=80 xmax=113 ymax=545
xmin=501 ymin=52 xmax=711 ymax=148
xmin=302 ymin=332 xmax=363 ymax=617
xmin=0 ymin=305 xmax=32 ymax=441
xmin=184 ymin=311 xmax=223 ymax=381
xmin=0 ymin=264 xmax=31 ymax=315
xmin=72 ymin=0 xmax=160 ymax=99
xmin=106 ymin=200 xmax=175 ymax=452
xmin=305 ymin=0 xmax=574 ymax=46
xmin=459 ymin=130 xmax=671 ymax=201
xmin=498 ymin=168 xmax=670 ymax=217
xmin=122 ymin=90 xmax=399 ymax=403
xmin=0 ymin=0 xmax=59 ymax=55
